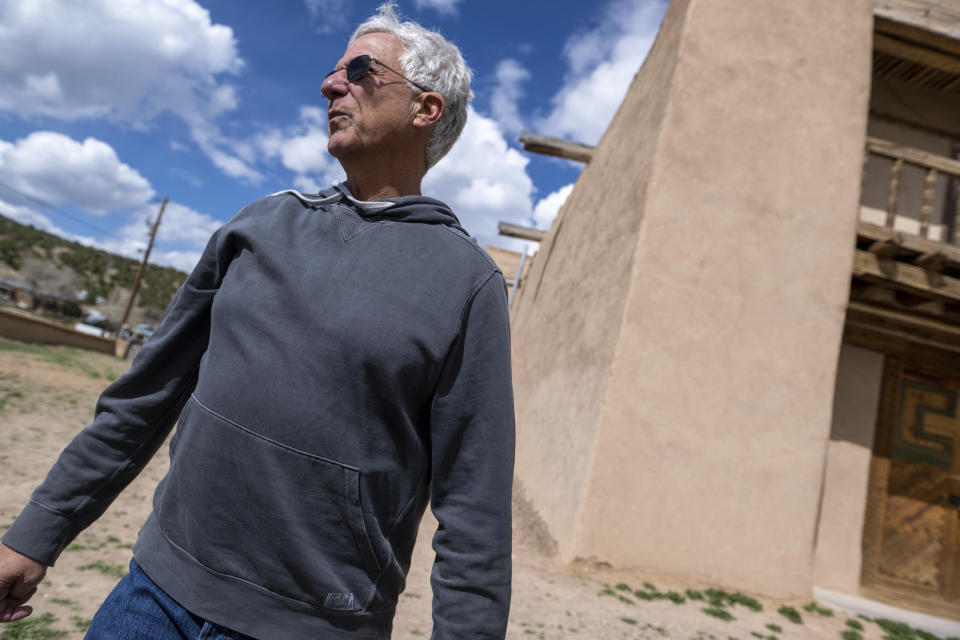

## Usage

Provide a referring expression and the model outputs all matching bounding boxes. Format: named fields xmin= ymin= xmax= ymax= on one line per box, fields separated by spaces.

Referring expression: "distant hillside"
xmin=0 ymin=214 xmax=187 ymax=311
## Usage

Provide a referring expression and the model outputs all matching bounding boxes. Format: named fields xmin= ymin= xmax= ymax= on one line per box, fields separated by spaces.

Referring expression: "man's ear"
xmin=412 ymin=92 xmax=444 ymax=129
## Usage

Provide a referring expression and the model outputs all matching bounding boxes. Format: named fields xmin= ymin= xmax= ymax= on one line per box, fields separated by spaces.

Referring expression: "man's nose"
xmin=321 ymin=70 xmax=348 ymax=99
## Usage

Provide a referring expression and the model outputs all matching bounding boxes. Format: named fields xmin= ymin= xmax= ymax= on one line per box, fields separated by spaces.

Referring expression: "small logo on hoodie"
xmin=323 ymin=592 xmax=355 ymax=611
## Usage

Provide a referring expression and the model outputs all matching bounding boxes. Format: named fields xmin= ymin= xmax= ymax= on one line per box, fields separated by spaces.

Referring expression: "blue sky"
xmin=0 ymin=0 xmax=667 ymax=272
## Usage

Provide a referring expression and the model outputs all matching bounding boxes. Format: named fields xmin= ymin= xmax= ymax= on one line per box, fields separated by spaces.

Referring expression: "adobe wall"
xmin=509 ymin=0 xmax=692 ymax=556
xmin=813 ymin=344 xmax=884 ymax=595
xmin=511 ymin=0 xmax=874 ymax=597
xmin=0 ymin=307 xmax=117 ymax=356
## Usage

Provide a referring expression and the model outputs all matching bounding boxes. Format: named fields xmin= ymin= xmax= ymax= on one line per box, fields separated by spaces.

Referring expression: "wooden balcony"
xmin=847 ymin=137 xmax=960 ymax=359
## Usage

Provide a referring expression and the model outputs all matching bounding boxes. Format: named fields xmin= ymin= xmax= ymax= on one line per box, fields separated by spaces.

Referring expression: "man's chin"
xmin=327 ymin=136 xmax=354 ymax=160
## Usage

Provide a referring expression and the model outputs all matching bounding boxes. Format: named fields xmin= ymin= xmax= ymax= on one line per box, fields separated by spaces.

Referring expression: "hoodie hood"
xmin=269 ymin=183 xmax=466 ymax=234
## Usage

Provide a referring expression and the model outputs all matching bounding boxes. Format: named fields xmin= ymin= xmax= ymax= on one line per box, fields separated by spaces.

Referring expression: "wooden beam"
xmin=857 ymin=221 xmax=960 ymax=267
xmin=498 ymin=221 xmax=546 ymax=242
xmin=914 ymin=251 xmax=947 ymax=271
xmin=852 ymin=249 xmax=960 ymax=303
xmin=518 ymin=130 xmax=594 ymax=163
xmin=874 ymin=16 xmax=960 ymax=62
xmin=866 ymin=136 xmax=960 ymax=178
xmin=873 ymin=32 xmax=960 ymax=76
xmin=868 ymin=238 xmax=903 ymax=258
xmin=845 ymin=301 xmax=960 ymax=364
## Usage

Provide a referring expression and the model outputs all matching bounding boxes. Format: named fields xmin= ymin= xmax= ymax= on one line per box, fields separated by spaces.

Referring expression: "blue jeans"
xmin=85 ymin=559 xmax=254 ymax=640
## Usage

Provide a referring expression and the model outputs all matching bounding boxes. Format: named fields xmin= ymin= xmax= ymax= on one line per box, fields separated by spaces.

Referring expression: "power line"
xmin=0 ymin=178 xmax=116 ymax=236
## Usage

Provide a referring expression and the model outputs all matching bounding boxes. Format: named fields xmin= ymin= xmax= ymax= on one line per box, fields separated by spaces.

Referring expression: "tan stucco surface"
xmin=509 ymin=0 xmax=691 ymax=557
xmin=0 ymin=307 xmax=117 ymax=355
xmin=814 ymin=345 xmax=884 ymax=595
xmin=511 ymin=0 xmax=874 ymax=597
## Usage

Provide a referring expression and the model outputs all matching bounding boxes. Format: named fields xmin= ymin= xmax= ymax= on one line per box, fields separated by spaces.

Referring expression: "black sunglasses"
xmin=324 ymin=55 xmax=431 ymax=93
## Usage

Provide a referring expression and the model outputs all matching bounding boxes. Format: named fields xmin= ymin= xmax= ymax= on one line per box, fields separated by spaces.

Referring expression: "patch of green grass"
xmin=687 ymin=589 xmax=705 ymax=600
xmin=76 ymin=560 xmax=126 ymax=578
xmin=703 ymin=588 xmax=762 ymax=612
xmin=47 ymin=599 xmax=75 ymax=609
xmin=0 ymin=613 xmax=68 ymax=639
xmin=0 ymin=338 xmax=115 ymax=380
xmin=665 ymin=590 xmax=686 ymax=604
xmin=621 ymin=617 xmax=638 ymax=625
xmin=68 ymin=617 xmax=91 ymax=633
xmin=840 ymin=631 xmax=863 ymax=640
xmin=846 ymin=619 xmax=864 ymax=632
xmin=702 ymin=607 xmax=735 ymax=622
xmin=615 ymin=582 xmax=632 ymax=592
xmin=804 ymin=601 xmax=833 ymax=617
xmin=617 ymin=595 xmax=634 ymax=605
xmin=777 ymin=606 xmax=802 ymax=624
xmin=0 ymin=389 xmax=24 ymax=412
xmin=766 ymin=624 xmax=782 ymax=633
xmin=874 ymin=618 xmax=944 ymax=640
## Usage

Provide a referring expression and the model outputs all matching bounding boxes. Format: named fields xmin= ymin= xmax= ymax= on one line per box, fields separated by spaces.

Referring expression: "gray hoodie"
xmin=2 ymin=185 xmax=515 ymax=639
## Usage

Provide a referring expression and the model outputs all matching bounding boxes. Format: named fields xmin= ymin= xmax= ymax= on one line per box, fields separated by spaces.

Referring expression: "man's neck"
xmin=344 ymin=177 xmax=421 ymax=201
xmin=339 ymin=152 xmax=425 ymax=201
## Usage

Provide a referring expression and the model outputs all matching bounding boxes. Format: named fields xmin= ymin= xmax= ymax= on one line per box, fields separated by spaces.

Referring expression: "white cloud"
xmin=0 ymin=131 xmax=154 ymax=215
xmin=424 ymin=107 xmax=534 ymax=249
xmin=490 ymin=59 xmax=530 ymax=136
xmin=0 ymin=0 xmax=242 ymax=121
xmin=257 ymin=106 xmax=344 ymax=189
xmin=304 ymin=0 xmax=351 ymax=33
xmin=0 ymin=131 xmax=222 ymax=273
xmin=189 ymin=120 xmax=263 ymax=182
xmin=532 ymin=183 xmax=574 ymax=230
xmin=150 ymin=249 xmax=207 ymax=274
xmin=108 ymin=200 xmax=223 ymax=272
xmin=0 ymin=0 xmax=254 ymax=181
xmin=538 ymin=0 xmax=667 ymax=145
xmin=414 ymin=0 xmax=463 ymax=16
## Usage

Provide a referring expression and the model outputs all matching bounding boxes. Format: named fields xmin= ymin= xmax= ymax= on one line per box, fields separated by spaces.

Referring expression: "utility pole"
xmin=119 ymin=196 xmax=167 ymax=331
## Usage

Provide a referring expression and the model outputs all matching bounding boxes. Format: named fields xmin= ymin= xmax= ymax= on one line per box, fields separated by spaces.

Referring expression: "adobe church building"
xmin=508 ymin=0 xmax=960 ymax=628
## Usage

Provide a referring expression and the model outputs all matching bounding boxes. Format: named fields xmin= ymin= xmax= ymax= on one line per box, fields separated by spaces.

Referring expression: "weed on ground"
xmin=0 ymin=613 xmax=68 ymax=640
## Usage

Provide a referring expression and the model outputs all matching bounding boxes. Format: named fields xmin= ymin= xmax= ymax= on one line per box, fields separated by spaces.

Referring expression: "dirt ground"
xmin=0 ymin=337 xmax=934 ymax=639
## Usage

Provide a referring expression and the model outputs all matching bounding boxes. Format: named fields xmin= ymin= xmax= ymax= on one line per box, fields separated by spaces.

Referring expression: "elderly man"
xmin=0 ymin=5 xmax=514 ymax=639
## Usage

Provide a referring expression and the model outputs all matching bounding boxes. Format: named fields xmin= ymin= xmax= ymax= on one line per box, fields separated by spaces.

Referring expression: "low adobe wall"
xmin=0 ymin=307 xmax=119 ymax=356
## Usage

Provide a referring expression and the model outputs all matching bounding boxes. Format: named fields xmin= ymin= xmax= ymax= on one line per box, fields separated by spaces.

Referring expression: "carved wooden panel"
xmin=861 ymin=359 xmax=960 ymax=619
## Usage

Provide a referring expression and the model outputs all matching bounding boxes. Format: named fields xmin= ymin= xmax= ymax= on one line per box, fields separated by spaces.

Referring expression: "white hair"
xmin=351 ymin=2 xmax=473 ymax=170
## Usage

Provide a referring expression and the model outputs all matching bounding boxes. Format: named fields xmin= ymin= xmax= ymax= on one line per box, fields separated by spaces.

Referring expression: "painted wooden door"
xmin=861 ymin=358 xmax=960 ymax=620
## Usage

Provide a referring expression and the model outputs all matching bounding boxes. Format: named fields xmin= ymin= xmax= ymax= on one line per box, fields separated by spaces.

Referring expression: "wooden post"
xmin=119 ymin=197 xmax=167 ymax=330
xmin=517 ymin=130 xmax=595 ymax=163
xmin=886 ymin=158 xmax=903 ymax=229
xmin=920 ymin=167 xmax=937 ymax=239
xmin=498 ymin=221 xmax=547 ymax=242
xmin=953 ymin=176 xmax=960 ymax=246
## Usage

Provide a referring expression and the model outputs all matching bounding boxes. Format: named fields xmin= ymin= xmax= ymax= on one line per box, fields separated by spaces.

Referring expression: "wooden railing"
xmin=865 ymin=136 xmax=960 ymax=242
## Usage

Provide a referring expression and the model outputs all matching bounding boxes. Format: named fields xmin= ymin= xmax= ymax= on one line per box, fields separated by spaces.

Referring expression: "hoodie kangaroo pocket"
xmin=156 ymin=395 xmax=382 ymax=612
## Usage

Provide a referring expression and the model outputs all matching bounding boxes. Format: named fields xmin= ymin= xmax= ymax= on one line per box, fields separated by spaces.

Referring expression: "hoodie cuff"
xmin=1 ymin=501 xmax=75 ymax=566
